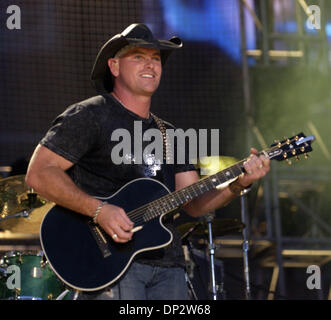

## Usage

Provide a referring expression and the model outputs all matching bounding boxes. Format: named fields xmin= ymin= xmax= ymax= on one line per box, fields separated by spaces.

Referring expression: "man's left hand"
xmin=237 ymin=148 xmax=270 ymax=188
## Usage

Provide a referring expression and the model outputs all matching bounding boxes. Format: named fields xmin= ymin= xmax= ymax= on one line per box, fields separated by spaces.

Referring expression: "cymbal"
xmin=0 ymin=175 xmax=53 ymax=234
xmin=177 ymin=218 xmax=245 ymax=238
xmin=194 ymin=156 xmax=239 ymax=176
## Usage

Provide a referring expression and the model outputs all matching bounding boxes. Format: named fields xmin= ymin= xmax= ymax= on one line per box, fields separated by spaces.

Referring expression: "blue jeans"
xmin=77 ymin=262 xmax=189 ymax=300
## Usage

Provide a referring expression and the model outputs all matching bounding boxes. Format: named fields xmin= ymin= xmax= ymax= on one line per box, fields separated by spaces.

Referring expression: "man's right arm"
xmin=25 ymin=144 xmax=134 ymax=242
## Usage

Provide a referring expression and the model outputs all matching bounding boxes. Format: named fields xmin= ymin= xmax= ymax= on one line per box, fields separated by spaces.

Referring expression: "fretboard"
xmin=132 ymin=160 xmax=246 ymax=223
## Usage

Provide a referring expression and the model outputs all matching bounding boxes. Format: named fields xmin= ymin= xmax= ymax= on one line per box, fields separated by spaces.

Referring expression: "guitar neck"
xmin=131 ymin=159 xmax=246 ymax=223
xmin=174 ymin=159 xmax=246 ymax=205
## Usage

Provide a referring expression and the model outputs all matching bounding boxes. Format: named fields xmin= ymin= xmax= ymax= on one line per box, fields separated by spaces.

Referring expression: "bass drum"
xmin=0 ymin=251 xmax=65 ymax=300
xmin=0 ymin=273 xmax=11 ymax=300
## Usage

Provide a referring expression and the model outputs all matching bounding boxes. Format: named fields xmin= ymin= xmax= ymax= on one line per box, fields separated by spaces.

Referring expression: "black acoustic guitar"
xmin=40 ymin=133 xmax=314 ymax=291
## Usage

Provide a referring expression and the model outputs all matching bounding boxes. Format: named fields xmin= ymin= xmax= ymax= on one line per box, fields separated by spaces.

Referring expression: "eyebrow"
xmin=127 ymin=48 xmax=161 ymax=57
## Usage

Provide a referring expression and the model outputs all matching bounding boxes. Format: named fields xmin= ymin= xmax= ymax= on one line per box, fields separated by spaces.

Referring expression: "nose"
xmin=144 ymin=57 xmax=154 ymax=68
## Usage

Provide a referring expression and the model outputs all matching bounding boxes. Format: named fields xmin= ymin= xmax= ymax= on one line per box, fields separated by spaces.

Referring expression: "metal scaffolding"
xmin=238 ymin=0 xmax=331 ymax=299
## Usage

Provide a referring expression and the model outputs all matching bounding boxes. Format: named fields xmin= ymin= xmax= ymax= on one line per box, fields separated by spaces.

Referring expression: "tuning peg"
xmin=291 ymin=149 xmax=296 ymax=156
xmin=274 ymin=140 xmax=281 ymax=147
xmin=304 ymin=153 xmax=309 ymax=159
xmin=283 ymin=152 xmax=288 ymax=159
xmin=286 ymin=159 xmax=292 ymax=165
xmin=300 ymin=146 xmax=305 ymax=152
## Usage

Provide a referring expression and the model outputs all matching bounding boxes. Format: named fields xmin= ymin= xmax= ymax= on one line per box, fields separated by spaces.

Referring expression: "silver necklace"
xmin=111 ymin=92 xmax=172 ymax=163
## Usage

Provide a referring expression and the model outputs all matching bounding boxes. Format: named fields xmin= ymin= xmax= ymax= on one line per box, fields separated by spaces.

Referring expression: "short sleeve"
xmin=174 ymin=156 xmax=198 ymax=174
xmin=40 ymin=104 xmax=100 ymax=163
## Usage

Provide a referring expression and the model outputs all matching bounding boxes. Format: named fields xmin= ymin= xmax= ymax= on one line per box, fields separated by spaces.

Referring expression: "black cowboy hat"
xmin=90 ymin=23 xmax=183 ymax=93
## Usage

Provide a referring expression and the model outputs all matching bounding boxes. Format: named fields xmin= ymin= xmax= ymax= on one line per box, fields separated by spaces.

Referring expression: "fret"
xmin=183 ymin=188 xmax=193 ymax=201
xmin=201 ymin=179 xmax=209 ymax=191
xmin=151 ymin=203 xmax=160 ymax=218
xmin=177 ymin=190 xmax=187 ymax=203
xmin=227 ymin=166 xmax=238 ymax=180
xmin=232 ymin=163 xmax=244 ymax=176
xmin=156 ymin=202 xmax=166 ymax=216
xmin=187 ymin=184 xmax=198 ymax=199
xmin=151 ymin=195 xmax=178 ymax=214
xmin=215 ymin=171 xmax=225 ymax=184
xmin=170 ymin=196 xmax=179 ymax=208
xmin=190 ymin=184 xmax=199 ymax=197
xmin=214 ymin=174 xmax=222 ymax=186
xmin=151 ymin=202 xmax=165 ymax=219
xmin=173 ymin=191 xmax=183 ymax=206
xmin=209 ymin=175 xmax=220 ymax=187
xmin=196 ymin=180 xmax=208 ymax=194
xmin=162 ymin=194 xmax=180 ymax=212
xmin=187 ymin=185 xmax=194 ymax=199
xmin=184 ymin=189 xmax=192 ymax=201
xmin=197 ymin=182 xmax=206 ymax=196
xmin=221 ymin=168 xmax=235 ymax=180
xmin=162 ymin=198 xmax=172 ymax=212
xmin=205 ymin=178 xmax=214 ymax=190
xmin=164 ymin=195 xmax=178 ymax=210
xmin=176 ymin=190 xmax=186 ymax=203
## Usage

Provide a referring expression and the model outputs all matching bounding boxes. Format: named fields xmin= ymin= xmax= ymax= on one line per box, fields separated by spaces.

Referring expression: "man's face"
xmin=109 ymin=47 xmax=162 ymax=97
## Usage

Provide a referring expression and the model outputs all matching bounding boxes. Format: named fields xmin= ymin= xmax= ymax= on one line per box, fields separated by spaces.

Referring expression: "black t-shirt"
xmin=40 ymin=93 xmax=196 ymax=268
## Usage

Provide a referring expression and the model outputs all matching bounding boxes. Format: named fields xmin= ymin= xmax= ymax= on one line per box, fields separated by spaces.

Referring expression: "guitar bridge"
xmin=88 ymin=221 xmax=111 ymax=258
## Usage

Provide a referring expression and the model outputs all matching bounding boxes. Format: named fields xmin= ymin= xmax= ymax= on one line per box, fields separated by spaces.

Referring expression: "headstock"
xmin=267 ymin=133 xmax=314 ymax=163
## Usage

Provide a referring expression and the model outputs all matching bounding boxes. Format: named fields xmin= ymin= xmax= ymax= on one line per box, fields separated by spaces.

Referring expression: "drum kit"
xmin=0 ymin=156 xmax=251 ymax=300
xmin=0 ymin=174 xmax=71 ymax=300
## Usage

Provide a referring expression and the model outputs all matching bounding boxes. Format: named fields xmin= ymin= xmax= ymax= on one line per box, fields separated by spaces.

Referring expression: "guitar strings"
xmin=125 ymin=160 xmax=249 ymax=224
xmin=125 ymin=183 xmax=200 ymax=223
xmin=126 ymin=157 xmax=250 ymax=223
xmin=126 ymin=191 xmax=182 ymax=224
xmin=129 ymin=174 xmax=218 ymax=220
xmin=125 ymin=162 xmax=242 ymax=224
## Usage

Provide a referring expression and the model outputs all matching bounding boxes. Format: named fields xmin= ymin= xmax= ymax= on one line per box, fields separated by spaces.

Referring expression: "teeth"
xmin=141 ymin=74 xmax=153 ymax=78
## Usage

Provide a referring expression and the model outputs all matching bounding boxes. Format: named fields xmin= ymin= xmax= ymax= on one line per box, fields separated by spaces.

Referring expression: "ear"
xmin=107 ymin=58 xmax=119 ymax=77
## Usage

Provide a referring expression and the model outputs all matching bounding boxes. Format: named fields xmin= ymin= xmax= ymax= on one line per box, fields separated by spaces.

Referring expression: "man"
xmin=26 ymin=23 xmax=270 ymax=300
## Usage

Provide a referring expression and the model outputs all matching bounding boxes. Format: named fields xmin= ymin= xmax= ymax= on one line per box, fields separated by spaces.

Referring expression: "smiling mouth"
xmin=140 ymin=74 xmax=155 ymax=78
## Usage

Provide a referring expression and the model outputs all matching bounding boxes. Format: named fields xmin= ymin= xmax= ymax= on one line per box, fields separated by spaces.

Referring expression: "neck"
xmin=111 ymin=89 xmax=151 ymax=119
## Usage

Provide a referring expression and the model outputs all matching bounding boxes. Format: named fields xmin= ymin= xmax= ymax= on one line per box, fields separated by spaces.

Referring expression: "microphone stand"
xmin=204 ymin=212 xmax=218 ymax=300
xmin=181 ymin=222 xmax=201 ymax=300
xmin=240 ymin=190 xmax=251 ymax=300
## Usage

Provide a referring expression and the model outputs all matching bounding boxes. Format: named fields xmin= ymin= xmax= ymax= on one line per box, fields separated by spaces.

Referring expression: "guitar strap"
xmin=150 ymin=113 xmax=175 ymax=193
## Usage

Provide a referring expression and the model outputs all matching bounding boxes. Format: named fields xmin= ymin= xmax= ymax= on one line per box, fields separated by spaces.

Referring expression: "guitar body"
xmin=40 ymin=178 xmax=173 ymax=291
